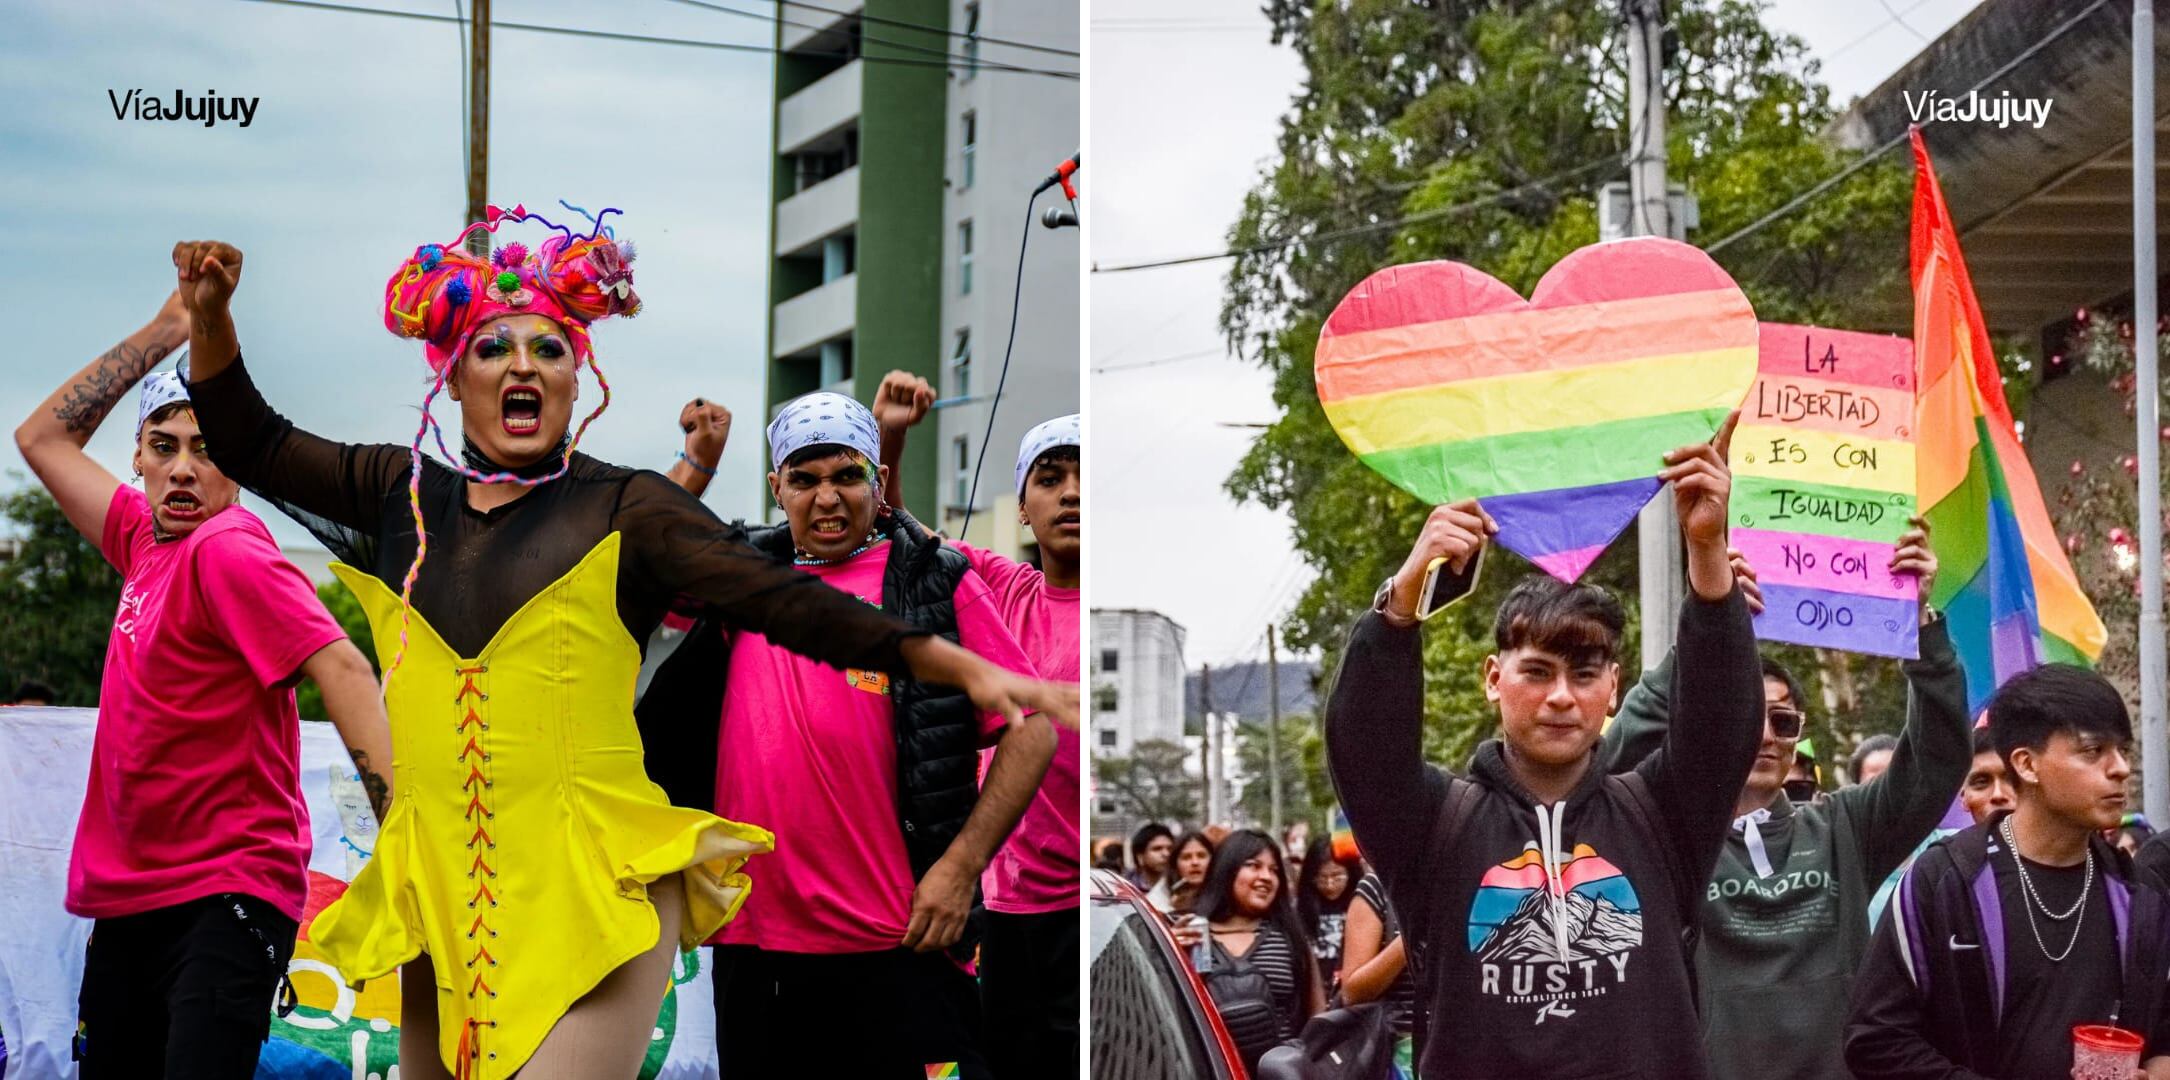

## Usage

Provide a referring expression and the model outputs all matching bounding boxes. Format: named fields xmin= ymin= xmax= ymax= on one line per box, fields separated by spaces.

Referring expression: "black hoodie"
xmin=1326 ymin=589 xmax=1763 ymax=1079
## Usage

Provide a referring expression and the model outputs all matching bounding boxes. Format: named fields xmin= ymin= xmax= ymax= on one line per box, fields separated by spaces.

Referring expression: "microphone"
xmin=1033 ymin=153 xmax=1080 ymax=197
xmin=1041 ymin=207 xmax=1079 ymax=229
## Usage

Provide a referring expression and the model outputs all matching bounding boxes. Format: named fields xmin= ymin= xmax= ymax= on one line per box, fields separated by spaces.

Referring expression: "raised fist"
xmin=172 ymin=240 xmax=244 ymax=319
xmin=872 ymin=369 xmax=935 ymax=431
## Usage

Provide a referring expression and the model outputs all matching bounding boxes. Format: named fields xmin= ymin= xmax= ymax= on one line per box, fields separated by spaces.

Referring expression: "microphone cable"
xmin=959 ymin=187 xmax=1040 ymax=538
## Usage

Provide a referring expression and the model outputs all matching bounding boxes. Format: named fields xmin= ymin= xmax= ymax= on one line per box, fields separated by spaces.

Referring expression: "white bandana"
xmin=135 ymin=355 xmax=192 ymax=435
xmin=1014 ymin=413 xmax=1080 ymax=496
xmin=766 ymin=391 xmax=881 ymax=470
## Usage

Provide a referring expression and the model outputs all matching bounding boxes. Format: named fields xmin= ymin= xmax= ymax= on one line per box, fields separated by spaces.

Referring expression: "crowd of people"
xmin=1109 ymin=416 xmax=2170 ymax=1079
xmin=9 ymin=229 xmax=1081 ymax=1080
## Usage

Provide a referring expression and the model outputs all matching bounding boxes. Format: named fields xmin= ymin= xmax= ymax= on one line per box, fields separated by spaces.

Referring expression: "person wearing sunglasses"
xmin=1597 ymin=516 xmax=1969 ymax=1080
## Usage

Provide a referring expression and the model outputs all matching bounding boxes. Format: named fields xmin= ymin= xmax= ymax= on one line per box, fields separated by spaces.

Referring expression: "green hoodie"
xmin=1595 ymin=614 xmax=1969 ymax=1080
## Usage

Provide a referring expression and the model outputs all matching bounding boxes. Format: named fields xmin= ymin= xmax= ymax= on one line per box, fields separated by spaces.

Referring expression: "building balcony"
xmin=773 ymin=273 xmax=856 ymax=359
xmin=775 ymin=167 xmax=859 ymax=258
xmin=777 ymin=60 xmax=862 ymax=158
xmin=780 ymin=0 xmax=861 ymax=54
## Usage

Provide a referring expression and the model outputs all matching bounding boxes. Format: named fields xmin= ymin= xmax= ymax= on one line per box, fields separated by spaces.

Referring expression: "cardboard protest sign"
xmin=1730 ymin=323 xmax=1920 ymax=658
xmin=1316 ymin=237 xmax=1758 ymax=581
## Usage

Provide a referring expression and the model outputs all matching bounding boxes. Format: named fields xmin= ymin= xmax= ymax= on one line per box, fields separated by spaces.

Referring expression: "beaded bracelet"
xmin=677 ymin=451 xmax=718 ymax=478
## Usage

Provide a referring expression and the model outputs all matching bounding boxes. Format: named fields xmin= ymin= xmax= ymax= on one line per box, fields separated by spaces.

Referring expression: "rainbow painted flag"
xmin=1330 ymin=804 xmax=1359 ymax=863
xmin=1315 ymin=239 xmax=1759 ymax=581
xmin=1911 ymin=129 xmax=2106 ymax=709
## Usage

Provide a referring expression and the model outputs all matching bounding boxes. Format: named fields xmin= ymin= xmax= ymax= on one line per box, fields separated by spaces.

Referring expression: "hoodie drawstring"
xmin=1533 ymin=800 xmax=1573 ymax=963
xmin=1733 ymin=807 xmax=1776 ymax=879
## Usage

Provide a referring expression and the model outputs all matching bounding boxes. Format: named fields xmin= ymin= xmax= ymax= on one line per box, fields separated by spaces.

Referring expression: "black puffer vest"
xmin=633 ymin=508 xmax=975 ymax=879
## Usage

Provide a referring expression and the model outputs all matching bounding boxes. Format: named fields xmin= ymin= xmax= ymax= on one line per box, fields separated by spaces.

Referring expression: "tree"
xmin=1234 ymin=713 xmax=1321 ymax=831
xmin=1220 ymin=0 xmax=1917 ymax=765
xmin=0 ymin=486 xmax=120 ymax=705
xmin=295 ymin=578 xmax=377 ymax=721
xmin=2053 ymin=310 xmax=2170 ymax=703
xmin=1094 ymin=738 xmax=1199 ymax=825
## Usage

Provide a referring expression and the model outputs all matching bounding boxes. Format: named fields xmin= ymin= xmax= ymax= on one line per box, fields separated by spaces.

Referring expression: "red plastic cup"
xmin=2072 ymin=1024 xmax=2144 ymax=1080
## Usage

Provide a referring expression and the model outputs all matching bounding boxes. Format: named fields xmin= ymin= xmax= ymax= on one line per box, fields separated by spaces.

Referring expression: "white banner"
xmin=0 ymin=707 xmax=722 ymax=1080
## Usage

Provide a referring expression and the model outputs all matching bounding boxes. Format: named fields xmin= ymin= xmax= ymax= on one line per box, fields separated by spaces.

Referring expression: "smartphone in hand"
xmin=1418 ymin=549 xmax=1484 ymax=619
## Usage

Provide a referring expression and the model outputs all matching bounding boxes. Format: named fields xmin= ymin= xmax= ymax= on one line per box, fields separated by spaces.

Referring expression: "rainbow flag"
xmin=1911 ymin=129 xmax=2106 ymax=710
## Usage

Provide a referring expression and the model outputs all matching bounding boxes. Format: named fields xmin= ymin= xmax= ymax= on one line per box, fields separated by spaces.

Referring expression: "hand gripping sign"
xmin=1731 ymin=324 xmax=1921 ymax=658
xmin=1316 ymin=237 xmax=1759 ymax=583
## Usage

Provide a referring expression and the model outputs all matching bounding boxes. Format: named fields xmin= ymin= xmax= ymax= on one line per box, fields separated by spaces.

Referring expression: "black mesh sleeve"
xmin=187 ymin=355 xmax=412 ymax=538
xmin=613 ymin=470 xmax=926 ymax=675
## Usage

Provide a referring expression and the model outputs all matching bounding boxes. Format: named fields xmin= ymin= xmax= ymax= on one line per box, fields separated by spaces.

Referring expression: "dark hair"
xmin=1293 ymin=836 xmax=1358 ymax=937
xmin=1197 ymin=829 xmax=1319 ymax=991
xmin=1093 ymin=840 xmax=1125 ymax=871
xmin=1760 ymin=657 xmax=1805 ymax=712
xmin=1027 ymin=445 xmax=1079 ymax=475
xmin=781 ymin=444 xmax=870 ymax=471
xmin=1493 ymin=575 xmax=1625 ymax=666
xmin=1987 ymin=664 xmax=2132 ymax=782
xmin=1970 ymin=725 xmax=2000 ymax=758
xmin=1849 ymin=734 xmax=1898 ymax=781
xmin=1130 ymin=822 xmax=1174 ymax=865
xmin=1163 ymin=830 xmax=1215 ymax=890
xmin=11 ymin=679 xmax=55 ymax=704
xmin=142 ymin=401 xmax=196 ymax=430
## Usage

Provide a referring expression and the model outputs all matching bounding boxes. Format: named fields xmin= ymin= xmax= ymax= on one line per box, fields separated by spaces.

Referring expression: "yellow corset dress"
xmin=310 ymin=533 xmax=772 ymax=1080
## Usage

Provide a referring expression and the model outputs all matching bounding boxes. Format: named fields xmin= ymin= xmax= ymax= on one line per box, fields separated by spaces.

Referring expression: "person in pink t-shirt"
xmin=698 ymin=391 xmax=1057 ymax=1080
xmin=875 ymin=371 xmax=1083 ymax=1080
xmin=13 ymin=289 xmax=395 ymax=1079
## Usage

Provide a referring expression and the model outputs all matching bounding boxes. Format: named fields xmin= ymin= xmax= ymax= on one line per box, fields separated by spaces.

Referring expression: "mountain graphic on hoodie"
xmin=1466 ymin=842 xmax=1645 ymax=956
xmin=1477 ymin=887 xmax=1644 ymax=963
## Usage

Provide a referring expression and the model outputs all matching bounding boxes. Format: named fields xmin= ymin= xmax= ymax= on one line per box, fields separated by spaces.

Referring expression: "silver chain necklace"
xmin=2000 ymin=815 xmax=2092 ymax=962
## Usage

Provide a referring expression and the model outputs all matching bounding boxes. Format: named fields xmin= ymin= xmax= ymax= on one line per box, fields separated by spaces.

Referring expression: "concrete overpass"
xmin=1829 ymin=0 xmax=2167 ymax=339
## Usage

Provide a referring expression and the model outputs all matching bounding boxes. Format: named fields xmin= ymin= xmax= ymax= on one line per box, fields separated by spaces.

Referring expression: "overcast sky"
xmin=1086 ymin=0 xmax=1984 ymax=672
xmin=0 ymin=0 xmax=809 ymax=537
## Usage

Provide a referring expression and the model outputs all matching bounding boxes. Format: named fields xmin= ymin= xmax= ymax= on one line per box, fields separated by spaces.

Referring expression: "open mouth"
xmin=501 ymin=387 xmax=543 ymax=436
xmin=162 ymin=492 xmax=203 ymax=519
xmin=809 ymin=516 xmax=851 ymax=540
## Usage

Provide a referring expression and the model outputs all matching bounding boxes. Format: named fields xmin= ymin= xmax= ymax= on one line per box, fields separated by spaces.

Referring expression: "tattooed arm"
xmin=13 ymin=289 xmax=190 ymax=543
xmin=299 ymin=640 xmax=395 ymax=821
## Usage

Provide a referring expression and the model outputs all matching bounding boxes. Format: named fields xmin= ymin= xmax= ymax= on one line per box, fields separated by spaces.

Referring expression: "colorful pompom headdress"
xmin=378 ymin=202 xmax=642 ymax=677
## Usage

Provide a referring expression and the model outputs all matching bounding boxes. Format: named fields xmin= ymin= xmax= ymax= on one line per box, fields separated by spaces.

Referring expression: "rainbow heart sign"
xmin=1316 ymin=237 xmax=1760 ymax=581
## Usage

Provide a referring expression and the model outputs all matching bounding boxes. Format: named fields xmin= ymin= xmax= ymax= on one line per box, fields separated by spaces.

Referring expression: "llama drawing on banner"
xmin=327 ymin=763 xmax=378 ymax=877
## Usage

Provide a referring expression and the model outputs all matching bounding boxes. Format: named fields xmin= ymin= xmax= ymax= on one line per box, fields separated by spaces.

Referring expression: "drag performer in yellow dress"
xmin=171 ymin=213 xmax=1075 ymax=1079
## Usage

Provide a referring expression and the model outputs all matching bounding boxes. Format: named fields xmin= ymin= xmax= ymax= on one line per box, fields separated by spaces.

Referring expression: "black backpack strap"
xmin=1602 ymin=771 xmax=1701 ymax=1004
xmin=1401 ymin=774 xmax=1481 ymax=1060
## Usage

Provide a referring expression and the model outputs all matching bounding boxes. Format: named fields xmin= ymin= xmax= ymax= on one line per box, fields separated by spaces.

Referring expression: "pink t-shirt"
xmin=67 ymin=487 xmax=346 ymax=922
xmin=958 ymin=543 xmax=1080 ymax=915
xmin=710 ymin=541 xmax=1039 ymax=954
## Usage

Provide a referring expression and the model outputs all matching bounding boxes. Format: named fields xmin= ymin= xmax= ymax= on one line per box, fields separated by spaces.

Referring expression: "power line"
xmin=1092 ymin=346 xmax=1225 ymax=374
xmin=780 ymin=0 xmax=1079 ymax=57
xmin=235 ymin=0 xmax=1074 ymax=76
xmin=1091 ymin=153 xmax=1621 ymax=273
xmin=661 ymin=0 xmax=1077 ymax=79
xmin=1705 ymin=0 xmax=2114 ymax=256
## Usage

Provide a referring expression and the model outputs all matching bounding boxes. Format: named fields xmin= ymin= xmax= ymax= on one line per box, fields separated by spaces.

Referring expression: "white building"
xmin=1090 ymin=608 xmax=1186 ymax=756
xmin=935 ymin=0 xmax=1081 ymax=556
xmin=765 ymin=0 xmax=1079 ymax=559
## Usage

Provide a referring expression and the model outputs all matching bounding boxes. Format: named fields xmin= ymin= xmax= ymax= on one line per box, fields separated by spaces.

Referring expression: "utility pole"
xmin=1626 ymin=0 xmax=1682 ymax=670
xmin=466 ymin=0 xmax=491 ymax=257
xmin=2132 ymin=0 xmax=2164 ymax=829
xmin=1200 ymin=663 xmax=1220 ymax=825
xmin=1267 ymin=624 xmax=1284 ymax=843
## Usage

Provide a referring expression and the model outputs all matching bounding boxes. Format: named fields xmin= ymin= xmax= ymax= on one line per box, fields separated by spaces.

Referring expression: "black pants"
xmin=713 ymin=945 xmax=988 ymax=1079
xmin=981 ymin=907 xmax=1079 ymax=1080
xmin=74 ymin=892 xmax=297 ymax=1080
